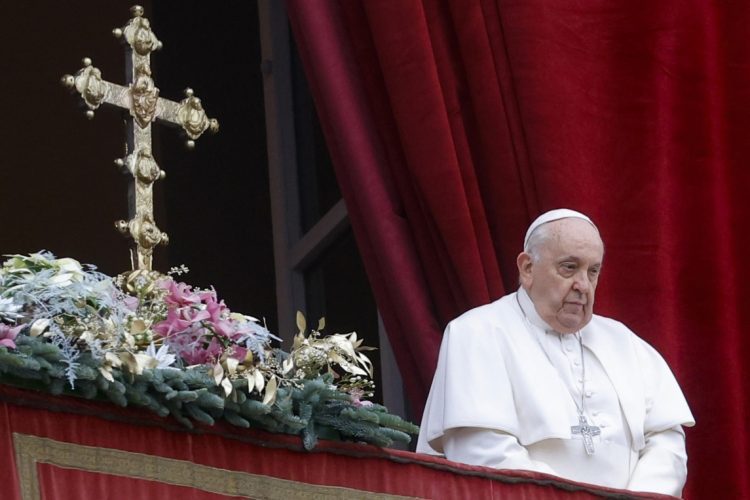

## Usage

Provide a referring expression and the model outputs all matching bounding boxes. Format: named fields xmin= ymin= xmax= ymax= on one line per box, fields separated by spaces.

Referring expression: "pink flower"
xmin=203 ymin=294 xmax=227 ymax=321
xmin=349 ymin=388 xmax=374 ymax=408
xmin=198 ymin=289 xmax=219 ymax=305
xmin=212 ymin=319 xmax=235 ymax=338
xmin=178 ymin=336 xmax=223 ymax=364
xmin=185 ymin=307 xmax=210 ymax=323
xmin=154 ymin=281 xmax=252 ymax=366
xmin=153 ymin=309 xmax=192 ymax=337
xmin=229 ymin=346 xmax=248 ymax=362
xmin=123 ymin=296 xmax=139 ymax=312
xmin=160 ymin=279 xmax=201 ymax=308
xmin=0 ymin=324 xmax=23 ymax=349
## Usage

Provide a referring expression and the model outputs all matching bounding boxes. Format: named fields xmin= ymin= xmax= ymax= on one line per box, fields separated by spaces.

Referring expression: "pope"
xmin=417 ymin=209 xmax=694 ymax=497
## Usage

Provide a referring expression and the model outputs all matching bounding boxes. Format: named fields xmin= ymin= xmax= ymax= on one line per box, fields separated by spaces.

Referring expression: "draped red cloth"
xmin=285 ymin=1 xmax=750 ymax=498
xmin=0 ymin=386 xmax=665 ymax=500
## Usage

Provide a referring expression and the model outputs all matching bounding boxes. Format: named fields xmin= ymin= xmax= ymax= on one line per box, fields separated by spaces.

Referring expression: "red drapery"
xmin=0 ymin=386 xmax=663 ymax=500
xmin=285 ymin=1 xmax=750 ymax=498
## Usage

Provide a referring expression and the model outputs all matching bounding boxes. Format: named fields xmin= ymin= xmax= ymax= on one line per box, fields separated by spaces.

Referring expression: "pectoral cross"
xmin=571 ymin=414 xmax=601 ymax=455
xmin=61 ymin=5 xmax=219 ymax=271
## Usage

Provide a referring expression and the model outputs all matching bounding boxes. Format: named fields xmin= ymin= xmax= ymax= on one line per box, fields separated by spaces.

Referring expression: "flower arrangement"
xmin=0 ymin=251 xmax=418 ymax=449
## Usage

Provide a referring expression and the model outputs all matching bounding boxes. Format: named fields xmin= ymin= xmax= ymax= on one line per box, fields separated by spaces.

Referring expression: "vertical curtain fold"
xmin=286 ymin=2 xmax=443 ymax=408
xmin=285 ymin=1 xmax=750 ymax=497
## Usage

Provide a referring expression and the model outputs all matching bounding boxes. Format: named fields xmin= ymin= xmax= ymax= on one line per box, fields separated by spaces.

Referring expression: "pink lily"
xmin=229 ymin=346 xmax=248 ymax=362
xmin=160 ymin=279 xmax=201 ymax=308
xmin=0 ymin=324 xmax=23 ymax=349
xmin=153 ymin=309 xmax=192 ymax=337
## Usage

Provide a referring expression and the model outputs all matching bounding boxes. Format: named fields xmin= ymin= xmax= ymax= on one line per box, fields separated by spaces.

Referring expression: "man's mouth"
xmin=562 ymin=302 xmax=585 ymax=312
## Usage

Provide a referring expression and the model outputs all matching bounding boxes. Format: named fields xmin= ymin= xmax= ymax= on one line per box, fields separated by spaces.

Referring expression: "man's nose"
xmin=572 ymin=272 xmax=591 ymax=293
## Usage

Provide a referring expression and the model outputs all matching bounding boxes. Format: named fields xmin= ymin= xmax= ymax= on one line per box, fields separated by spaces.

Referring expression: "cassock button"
xmin=585 ymin=390 xmax=593 ymax=397
xmin=573 ymin=360 xmax=581 ymax=366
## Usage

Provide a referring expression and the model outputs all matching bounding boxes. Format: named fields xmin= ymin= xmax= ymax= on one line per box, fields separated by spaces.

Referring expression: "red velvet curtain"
xmin=285 ymin=1 xmax=750 ymax=498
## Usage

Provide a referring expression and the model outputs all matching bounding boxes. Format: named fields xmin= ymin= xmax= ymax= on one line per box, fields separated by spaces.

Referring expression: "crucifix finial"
xmin=61 ymin=5 xmax=219 ymax=272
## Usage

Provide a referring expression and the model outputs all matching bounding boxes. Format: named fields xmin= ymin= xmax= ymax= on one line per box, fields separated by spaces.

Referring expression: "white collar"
xmin=516 ymin=286 xmax=556 ymax=333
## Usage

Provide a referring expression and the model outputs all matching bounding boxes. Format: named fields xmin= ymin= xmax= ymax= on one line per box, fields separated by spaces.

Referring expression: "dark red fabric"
xmin=0 ymin=386 xmax=660 ymax=499
xmin=285 ymin=1 xmax=750 ymax=498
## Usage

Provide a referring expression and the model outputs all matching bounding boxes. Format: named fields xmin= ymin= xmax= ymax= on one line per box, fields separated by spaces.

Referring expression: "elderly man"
xmin=417 ymin=209 xmax=694 ymax=497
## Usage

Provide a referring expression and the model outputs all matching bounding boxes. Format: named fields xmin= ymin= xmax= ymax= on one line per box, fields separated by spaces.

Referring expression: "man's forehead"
xmin=544 ymin=219 xmax=604 ymax=252
xmin=551 ymin=217 xmax=600 ymax=234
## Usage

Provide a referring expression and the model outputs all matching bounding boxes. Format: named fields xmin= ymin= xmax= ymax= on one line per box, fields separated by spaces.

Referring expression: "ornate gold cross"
xmin=62 ymin=5 xmax=219 ymax=271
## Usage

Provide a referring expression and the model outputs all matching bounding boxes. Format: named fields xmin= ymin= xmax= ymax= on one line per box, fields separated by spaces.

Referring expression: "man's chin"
xmin=555 ymin=316 xmax=588 ymax=334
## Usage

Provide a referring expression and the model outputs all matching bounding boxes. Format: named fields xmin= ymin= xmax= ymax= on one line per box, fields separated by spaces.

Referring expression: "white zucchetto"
xmin=524 ymin=209 xmax=598 ymax=250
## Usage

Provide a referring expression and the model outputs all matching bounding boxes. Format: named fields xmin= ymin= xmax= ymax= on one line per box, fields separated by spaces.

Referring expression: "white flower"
xmin=0 ymin=297 xmax=22 ymax=321
xmin=54 ymin=257 xmax=84 ymax=276
xmin=145 ymin=342 xmax=177 ymax=369
xmin=47 ymin=258 xmax=85 ymax=287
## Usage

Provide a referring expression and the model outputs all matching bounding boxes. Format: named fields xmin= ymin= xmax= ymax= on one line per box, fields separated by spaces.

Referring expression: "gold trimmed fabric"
xmin=13 ymin=433 xmax=420 ymax=500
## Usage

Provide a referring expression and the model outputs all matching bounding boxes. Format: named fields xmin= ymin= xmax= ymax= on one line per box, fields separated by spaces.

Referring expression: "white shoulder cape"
xmin=417 ymin=292 xmax=694 ymax=455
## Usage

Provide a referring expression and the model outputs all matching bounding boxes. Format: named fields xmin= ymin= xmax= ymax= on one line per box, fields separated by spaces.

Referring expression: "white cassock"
xmin=417 ymin=288 xmax=695 ymax=497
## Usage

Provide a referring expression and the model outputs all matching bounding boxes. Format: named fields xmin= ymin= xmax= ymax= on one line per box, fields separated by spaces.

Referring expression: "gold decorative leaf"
xmin=317 ymin=317 xmax=326 ymax=331
xmin=212 ymin=363 xmax=224 ymax=386
xmin=225 ymin=357 xmax=239 ymax=376
xmin=254 ymin=369 xmax=265 ymax=392
xmin=327 ymin=335 xmax=356 ymax=358
xmin=282 ymin=357 xmax=294 ymax=375
xmin=263 ymin=375 xmax=277 ymax=405
xmin=245 ymin=372 xmax=255 ymax=392
xmin=30 ymin=319 xmax=50 ymax=337
xmin=292 ymin=331 xmax=305 ymax=350
xmin=130 ymin=319 xmax=148 ymax=335
xmin=329 ymin=352 xmax=367 ymax=376
xmin=123 ymin=333 xmax=136 ymax=349
xmin=221 ymin=376 xmax=233 ymax=397
xmin=99 ymin=367 xmax=114 ymax=382
xmin=119 ymin=351 xmax=141 ymax=375
xmin=296 ymin=311 xmax=306 ymax=334
xmin=356 ymin=352 xmax=374 ymax=377
xmin=135 ymin=353 xmax=157 ymax=372
xmin=105 ymin=352 xmax=122 ymax=368
xmin=328 ymin=351 xmax=346 ymax=365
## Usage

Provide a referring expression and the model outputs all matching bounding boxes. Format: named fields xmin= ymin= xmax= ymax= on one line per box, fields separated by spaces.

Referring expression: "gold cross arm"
xmin=60 ymin=5 xmax=219 ymax=272
xmin=61 ymin=58 xmax=219 ymax=147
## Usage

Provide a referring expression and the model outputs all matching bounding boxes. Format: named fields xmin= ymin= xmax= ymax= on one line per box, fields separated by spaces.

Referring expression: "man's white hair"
xmin=524 ymin=223 xmax=555 ymax=262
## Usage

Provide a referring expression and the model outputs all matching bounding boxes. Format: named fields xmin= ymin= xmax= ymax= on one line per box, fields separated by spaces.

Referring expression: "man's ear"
xmin=517 ymin=252 xmax=534 ymax=287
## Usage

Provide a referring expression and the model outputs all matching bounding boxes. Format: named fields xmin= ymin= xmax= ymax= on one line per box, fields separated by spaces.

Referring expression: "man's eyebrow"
xmin=556 ymin=256 xmax=603 ymax=267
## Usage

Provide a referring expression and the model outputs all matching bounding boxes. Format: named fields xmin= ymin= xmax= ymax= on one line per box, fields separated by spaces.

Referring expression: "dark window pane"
xmin=289 ymin=30 xmax=341 ymax=233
